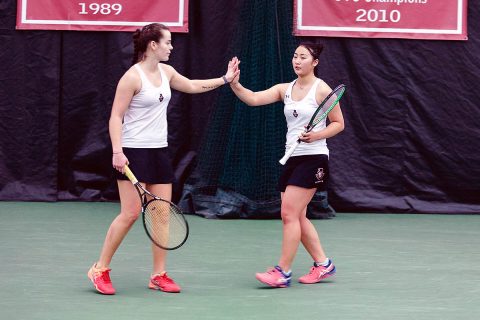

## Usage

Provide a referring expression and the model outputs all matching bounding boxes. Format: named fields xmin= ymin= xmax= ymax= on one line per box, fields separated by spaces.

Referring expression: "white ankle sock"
xmin=314 ymin=258 xmax=329 ymax=267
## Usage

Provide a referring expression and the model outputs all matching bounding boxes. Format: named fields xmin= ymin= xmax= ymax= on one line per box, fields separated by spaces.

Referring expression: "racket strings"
xmin=144 ymin=199 xmax=187 ymax=249
xmin=312 ymin=87 xmax=345 ymax=127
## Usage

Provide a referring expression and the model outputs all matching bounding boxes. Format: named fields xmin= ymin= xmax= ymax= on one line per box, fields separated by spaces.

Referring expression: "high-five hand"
xmin=224 ymin=57 xmax=240 ymax=83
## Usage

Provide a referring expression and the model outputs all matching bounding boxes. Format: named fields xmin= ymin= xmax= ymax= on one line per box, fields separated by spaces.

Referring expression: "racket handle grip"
xmin=279 ymin=141 xmax=300 ymax=165
xmin=123 ymin=165 xmax=138 ymax=184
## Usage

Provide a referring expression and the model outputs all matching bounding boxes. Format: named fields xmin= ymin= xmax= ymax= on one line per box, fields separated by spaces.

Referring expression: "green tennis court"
xmin=1 ymin=202 xmax=478 ymax=320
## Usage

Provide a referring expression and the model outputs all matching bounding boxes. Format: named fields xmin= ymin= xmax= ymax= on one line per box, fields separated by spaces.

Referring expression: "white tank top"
xmin=283 ymin=78 xmax=329 ymax=156
xmin=121 ymin=64 xmax=171 ymax=148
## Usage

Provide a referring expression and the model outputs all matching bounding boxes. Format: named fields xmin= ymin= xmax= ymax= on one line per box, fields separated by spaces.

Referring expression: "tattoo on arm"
xmin=201 ymin=84 xmax=220 ymax=90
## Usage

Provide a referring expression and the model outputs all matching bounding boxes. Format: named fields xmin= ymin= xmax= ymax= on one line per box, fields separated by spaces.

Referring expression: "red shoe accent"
xmin=149 ymin=273 xmax=181 ymax=293
xmin=87 ymin=263 xmax=116 ymax=295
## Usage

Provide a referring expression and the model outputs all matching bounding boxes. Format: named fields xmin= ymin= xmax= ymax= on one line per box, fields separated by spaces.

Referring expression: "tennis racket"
xmin=124 ymin=165 xmax=189 ymax=250
xmin=279 ymin=84 xmax=346 ymax=165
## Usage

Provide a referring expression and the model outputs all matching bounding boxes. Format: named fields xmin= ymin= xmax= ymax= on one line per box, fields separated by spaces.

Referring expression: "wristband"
xmin=222 ymin=75 xmax=228 ymax=84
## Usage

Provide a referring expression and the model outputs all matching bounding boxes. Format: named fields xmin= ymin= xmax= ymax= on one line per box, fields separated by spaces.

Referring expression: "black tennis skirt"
xmin=114 ymin=147 xmax=175 ymax=184
xmin=277 ymin=154 xmax=329 ymax=192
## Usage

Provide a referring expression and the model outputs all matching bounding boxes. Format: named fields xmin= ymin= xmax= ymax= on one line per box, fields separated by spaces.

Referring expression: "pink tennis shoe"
xmin=149 ymin=272 xmax=181 ymax=293
xmin=255 ymin=266 xmax=292 ymax=288
xmin=87 ymin=263 xmax=116 ymax=295
xmin=298 ymin=259 xmax=336 ymax=284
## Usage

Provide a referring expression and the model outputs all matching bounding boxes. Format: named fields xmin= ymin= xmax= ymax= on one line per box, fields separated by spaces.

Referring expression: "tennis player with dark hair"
xmin=229 ymin=43 xmax=344 ymax=288
xmin=87 ymin=23 xmax=239 ymax=295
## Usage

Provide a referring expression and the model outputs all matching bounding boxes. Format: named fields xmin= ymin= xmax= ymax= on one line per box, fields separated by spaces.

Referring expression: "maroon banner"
xmin=16 ymin=0 xmax=188 ymax=32
xmin=294 ymin=0 xmax=468 ymax=40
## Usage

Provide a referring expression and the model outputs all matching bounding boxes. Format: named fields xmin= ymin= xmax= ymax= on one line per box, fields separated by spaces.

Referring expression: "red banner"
xmin=16 ymin=0 xmax=188 ymax=32
xmin=294 ymin=0 xmax=468 ymax=40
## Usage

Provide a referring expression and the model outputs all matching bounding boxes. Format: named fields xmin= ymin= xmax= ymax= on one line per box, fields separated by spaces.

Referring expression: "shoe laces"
xmin=268 ymin=266 xmax=290 ymax=277
xmin=309 ymin=264 xmax=329 ymax=277
xmin=153 ymin=273 xmax=174 ymax=284
xmin=266 ymin=267 xmax=279 ymax=275
xmin=94 ymin=267 xmax=112 ymax=283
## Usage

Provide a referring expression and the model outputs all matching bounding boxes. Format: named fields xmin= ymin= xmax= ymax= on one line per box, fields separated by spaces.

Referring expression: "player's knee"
xmin=281 ymin=206 xmax=300 ymax=224
xmin=121 ymin=210 xmax=141 ymax=224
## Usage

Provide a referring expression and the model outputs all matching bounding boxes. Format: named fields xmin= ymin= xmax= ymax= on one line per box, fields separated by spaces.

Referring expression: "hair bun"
xmin=134 ymin=28 xmax=142 ymax=36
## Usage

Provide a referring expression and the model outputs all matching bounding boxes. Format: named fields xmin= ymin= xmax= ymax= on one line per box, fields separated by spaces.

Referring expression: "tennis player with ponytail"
xmin=229 ymin=43 xmax=344 ymax=288
xmin=87 ymin=23 xmax=239 ymax=295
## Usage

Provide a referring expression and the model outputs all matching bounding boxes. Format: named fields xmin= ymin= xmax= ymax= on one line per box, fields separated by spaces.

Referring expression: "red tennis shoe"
xmin=87 ymin=263 xmax=116 ymax=295
xmin=149 ymin=272 xmax=181 ymax=293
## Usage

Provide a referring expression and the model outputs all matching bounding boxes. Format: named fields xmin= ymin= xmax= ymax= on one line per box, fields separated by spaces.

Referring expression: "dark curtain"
xmin=0 ymin=29 xmax=60 ymax=200
xmin=0 ymin=0 xmax=479 ymax=214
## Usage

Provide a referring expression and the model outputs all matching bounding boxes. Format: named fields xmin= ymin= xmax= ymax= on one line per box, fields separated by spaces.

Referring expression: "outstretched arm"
xmin=167 ymin=58 xmax=240 ymax=94
xmin=229 ymin=81 xmax=284 ymax=107
xmin=229 ymin=57 xmax=285 ymax=106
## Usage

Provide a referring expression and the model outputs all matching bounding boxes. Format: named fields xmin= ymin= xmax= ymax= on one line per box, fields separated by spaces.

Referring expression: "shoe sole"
xmin=149 ymin=282 xmax=181 ymax=293
xmin=255 ymin=275 xmax=290 ymax=288
xmin=298 ymin=271 xmax=336 ymax=284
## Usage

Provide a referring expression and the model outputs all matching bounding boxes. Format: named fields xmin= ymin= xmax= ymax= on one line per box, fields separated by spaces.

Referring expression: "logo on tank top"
xmin=159 ymin=93 xmax=164 ymax=102
xmin=315 ymin=168 xmax=325 ymax=184
xmin=293 ymin=110 xmax=298 ymax=118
